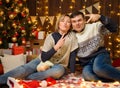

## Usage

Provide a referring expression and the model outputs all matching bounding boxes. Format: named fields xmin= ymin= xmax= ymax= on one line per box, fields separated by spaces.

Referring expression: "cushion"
xmin=0 ymin=54 xmax=26 ymax=73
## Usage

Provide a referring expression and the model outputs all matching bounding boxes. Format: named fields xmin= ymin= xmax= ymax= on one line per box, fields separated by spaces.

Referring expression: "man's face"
xmin=71 ymin=15 xmax=86 ymax=32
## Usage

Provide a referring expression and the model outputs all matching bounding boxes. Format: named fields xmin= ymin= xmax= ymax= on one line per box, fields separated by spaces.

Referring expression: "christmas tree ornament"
xmin=18 ymin=2 xmax=23 ymax=7
xmin=2 ymin=30 xmax=7 ymax=36
xmin=0 ymin=1 xmax=2 ymax=5
xmin=14 ymin=8 xmax=20 ymax=13
xmin=31 ymin=29 xmax=36 ymax=36
xmin=36 ymin=27 xmax=41 ymax=31
xmin=0 ymin=23 xmax=3 ymax=27
xmin=6 ymin=0 xmax=10 ymax=3
xmin=0 ymin=10 xmax=4 ymax=16
xmin=31 ymin=32 xmax=35 ymax=36
xmin=20 ymin=26 xmax=25 ymax=30
xmin=25 ymin=8 xmax=29 ymax=13
xmin=21 ymin=12 xmax=26 ymax=17
xmin=12 ymin=23 xmax=17 ymax=28
xmin=9 ymin=14 xmax=15 ymax=19
xmin=22 ymin=38 xmax=26 ymax=45
xmin=21 ymin=29 xmax=26 ymax=33
xmin=28 ymin=20 xmax=32 ymax=24
xmin=14 ymin=32 xmax=19 ymax=37
xmin=12 ymin=36 xmax=17 ymax=42
xmin=3 ymin=16 xmax=6 ymax=20
xmin=0 ymin=38 xmax=2 ymax=45
xmin=20 ymin=27 xmax=26 ymax=33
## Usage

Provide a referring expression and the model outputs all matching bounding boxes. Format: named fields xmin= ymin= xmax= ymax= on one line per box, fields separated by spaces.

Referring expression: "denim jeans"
xmin=0 ymin=58 xmax=65 ymax=84
xmin=82 ymin=52 xmax=120 ymax=82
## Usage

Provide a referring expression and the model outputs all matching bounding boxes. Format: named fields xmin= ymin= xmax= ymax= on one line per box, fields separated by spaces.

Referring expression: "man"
xmin=70 ymin=11 xmax=119 ymax=82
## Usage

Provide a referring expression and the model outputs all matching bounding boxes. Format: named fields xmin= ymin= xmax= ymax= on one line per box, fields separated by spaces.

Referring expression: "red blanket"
xmin=7 ymin=74 xmax=120 ymax=88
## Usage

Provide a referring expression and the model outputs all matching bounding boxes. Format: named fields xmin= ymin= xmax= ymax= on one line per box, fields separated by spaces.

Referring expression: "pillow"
xmin=0 ymin=54 xmax=26 ymax=73
xmin=4 ymin=54 xmax=26 ymax=64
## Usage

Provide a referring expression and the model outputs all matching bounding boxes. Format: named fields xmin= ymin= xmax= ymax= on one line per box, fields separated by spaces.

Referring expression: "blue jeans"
xmin=82 ymin=52 xmax=120 ymax=82
xmin=0 ymin=58 xmax=65 ymax=84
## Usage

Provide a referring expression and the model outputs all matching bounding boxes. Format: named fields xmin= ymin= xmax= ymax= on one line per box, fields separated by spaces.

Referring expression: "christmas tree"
xmin=0 ymin=0 xmax=36 ymax=48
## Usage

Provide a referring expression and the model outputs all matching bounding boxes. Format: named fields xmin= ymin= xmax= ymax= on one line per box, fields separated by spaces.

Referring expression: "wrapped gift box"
xmin=8 ymin=43 xmax=18 ymax=48
xmin=38 ymin=31 xmax=46 ymax=39
xmin=0 ymin=64 xmax=3 ymax=74
xmin=112 ymin=58 xmax=120 ymax=67
xmin=12 ymin=46 xmax=25 ymax=55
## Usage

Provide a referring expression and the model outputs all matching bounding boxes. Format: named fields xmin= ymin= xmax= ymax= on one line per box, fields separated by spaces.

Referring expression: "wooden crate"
xmin=30 ymin=39 xmax=44 ymax=49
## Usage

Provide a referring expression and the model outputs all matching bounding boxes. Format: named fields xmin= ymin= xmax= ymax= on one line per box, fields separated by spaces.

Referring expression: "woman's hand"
xmin=54 ymin=34 xmax=66 ymax=51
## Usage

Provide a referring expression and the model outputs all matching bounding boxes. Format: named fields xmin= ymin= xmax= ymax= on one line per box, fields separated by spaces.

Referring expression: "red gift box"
xmin=112 ymin=58 xmax=120 ymax=67
xmin=12 ymin=46 xmax=25 ymax=55
xmin=0 ymin=64 xmax=3 ymax=74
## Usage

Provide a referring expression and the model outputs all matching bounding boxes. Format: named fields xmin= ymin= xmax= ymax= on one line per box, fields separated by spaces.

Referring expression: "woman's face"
xmin=58 ymin=16 xmax=71 ymax=34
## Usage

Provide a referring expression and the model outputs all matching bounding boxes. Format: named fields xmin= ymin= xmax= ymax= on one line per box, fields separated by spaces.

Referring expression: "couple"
xmin=0 ymin=11 xmax=119 ymax=85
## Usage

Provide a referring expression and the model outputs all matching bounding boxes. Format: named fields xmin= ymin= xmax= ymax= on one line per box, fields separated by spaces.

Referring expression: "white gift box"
xmin=38 ymin=31 xmax=45 ymax=39
xmin=0 ymin=49 xmax=12 ymax=55
xmin=8 ymin=43 xmax=18 ymax=48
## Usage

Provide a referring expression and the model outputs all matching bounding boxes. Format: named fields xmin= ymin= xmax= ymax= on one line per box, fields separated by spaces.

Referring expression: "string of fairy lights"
xmin=35 ymin=0 xmax=120 ymax=59
xmin=35 ymin=0 xmax=119 ymax=22
xmin=36 ymin=0 xmax=48 ymax=16
xmin=100 ymin=0 xmax=120 ymax=59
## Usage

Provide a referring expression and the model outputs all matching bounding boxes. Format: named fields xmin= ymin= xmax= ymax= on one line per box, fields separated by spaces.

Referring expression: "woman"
xmin=0 ymin=14 xmax=78 ymax=85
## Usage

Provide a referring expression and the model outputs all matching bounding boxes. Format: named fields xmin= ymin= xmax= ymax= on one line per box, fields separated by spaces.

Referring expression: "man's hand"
xmin=85 ymin=14 xmax=101 ymax=23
